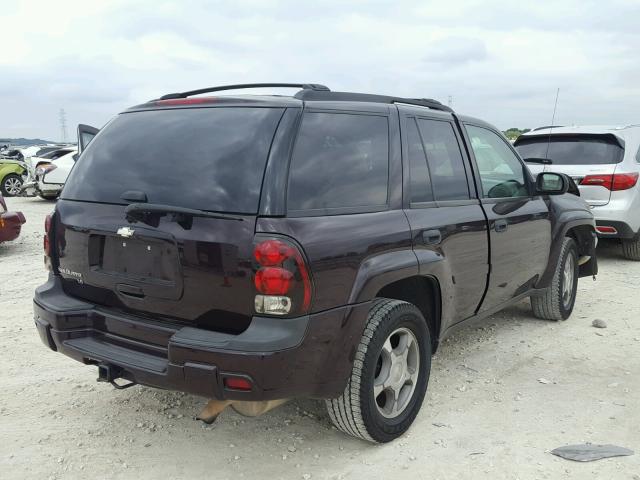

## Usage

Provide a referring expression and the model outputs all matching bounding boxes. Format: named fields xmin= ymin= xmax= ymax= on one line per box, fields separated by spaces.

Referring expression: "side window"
xmin=466 ymin=125 xmax=529 ymax=199
xmin=288 ymin=112 xmax=389 ymax=212
xmin=406 ymin=118 xmax=433 ymax=203
xmin=416 ymin=119 xmax=470 ymax=201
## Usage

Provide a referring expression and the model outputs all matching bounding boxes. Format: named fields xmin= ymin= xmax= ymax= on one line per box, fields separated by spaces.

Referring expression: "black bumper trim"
xmin=33 ymin=275 xmax=370 ymax=401
xmin=595 ymin=220 xmax=637 ymax=239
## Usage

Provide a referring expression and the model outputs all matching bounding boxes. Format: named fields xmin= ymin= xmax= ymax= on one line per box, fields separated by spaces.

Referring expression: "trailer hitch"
xmin=97 ymin=363 xmax=138 ymax=390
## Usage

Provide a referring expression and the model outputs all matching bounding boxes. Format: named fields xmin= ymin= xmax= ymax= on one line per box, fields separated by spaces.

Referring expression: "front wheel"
xmin=325 ymin=299 xmax=431 ymax=443
xmin=1 ymin=173 xmax=23 ymax=196
xmin=531 ymin=237 xmax=578 ymax=320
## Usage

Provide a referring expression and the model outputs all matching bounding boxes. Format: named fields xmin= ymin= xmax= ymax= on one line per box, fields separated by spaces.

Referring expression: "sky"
xmin=2 ymin=0 xmax=639 ymax=141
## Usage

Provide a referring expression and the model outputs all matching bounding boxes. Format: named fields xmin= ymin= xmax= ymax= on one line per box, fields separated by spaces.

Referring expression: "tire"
xmin=621 ymin=238 xmax=640 ymax=261
xmin=325 ymin=298 xmax=431 ymax=443
xmin=531 ymin=237 xmax=578 ymax=321
xmin=1 ymin=173 xmax=23 ymax=197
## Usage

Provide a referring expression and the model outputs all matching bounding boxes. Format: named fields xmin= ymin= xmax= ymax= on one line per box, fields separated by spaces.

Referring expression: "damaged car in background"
xmin=21 ymin=145 xmax=78 ymax=199
xmin=33 ymin=83 xmax=598 ymax=443
xmin=22 ymin=148 xmax=78 ymax=200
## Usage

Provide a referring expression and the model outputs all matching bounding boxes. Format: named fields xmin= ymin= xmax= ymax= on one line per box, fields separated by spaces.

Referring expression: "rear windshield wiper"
xmin=523 ymin=157 xmax=553 ymax=164
xmin=125 ymin=203 xmax=244 ymax=229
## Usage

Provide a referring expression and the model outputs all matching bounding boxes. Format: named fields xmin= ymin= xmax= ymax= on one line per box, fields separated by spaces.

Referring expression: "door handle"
xmin=422 ymin=229 xmax=441 ymax=245
xmin=494 ymin=219 xmax=508 ymax=233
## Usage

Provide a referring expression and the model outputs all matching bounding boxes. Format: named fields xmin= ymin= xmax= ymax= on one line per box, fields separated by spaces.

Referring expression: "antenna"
xmin=59 ymin=108 xmax=68 ymax=143
xmin=448 ymin=95 xmax=453 ymax=108
xmin=544 ymin=88 xmax=560 ymax=160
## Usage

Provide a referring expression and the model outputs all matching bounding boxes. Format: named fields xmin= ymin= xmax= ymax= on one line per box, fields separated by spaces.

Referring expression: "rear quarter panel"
xmin=256 ymin=211 xmax=414 ymax=312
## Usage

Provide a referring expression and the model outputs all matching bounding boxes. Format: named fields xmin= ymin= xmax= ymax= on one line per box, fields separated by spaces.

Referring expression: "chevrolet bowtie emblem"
xmin=117 ymin=227 xmax=135 ymax=238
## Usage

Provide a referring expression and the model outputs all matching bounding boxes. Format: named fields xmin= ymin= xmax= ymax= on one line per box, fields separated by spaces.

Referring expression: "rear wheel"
xmin=325 ymin=299 xmax=431 ymax=443
xmin=531 ymin=237 xmax=578 ymax=320
xmin=1 ymin=173 xmax=23 ymax=196
xmin=621 ymin=238 xmax=640 ymax=261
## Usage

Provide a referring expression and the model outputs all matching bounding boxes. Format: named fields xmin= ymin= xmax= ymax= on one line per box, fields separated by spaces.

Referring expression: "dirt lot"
xmin=1 ymin=196 xmax=638 ymax=479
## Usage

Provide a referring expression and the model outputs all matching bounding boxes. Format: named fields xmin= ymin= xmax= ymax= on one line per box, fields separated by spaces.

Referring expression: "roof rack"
xmin=159 ymin=83 xmax=330 ymax=100
xmin=531 ymin=125 xmax=564 ymax=131
xmin=294 ymin=89 xmax=453 ymax=112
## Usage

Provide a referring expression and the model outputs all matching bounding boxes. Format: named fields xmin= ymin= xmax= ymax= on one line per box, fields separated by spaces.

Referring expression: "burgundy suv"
xmin=33 ymin=83 xmax=597 ymax=442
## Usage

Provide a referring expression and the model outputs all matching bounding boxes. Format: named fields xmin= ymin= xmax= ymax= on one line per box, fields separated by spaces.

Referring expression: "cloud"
xmin=1 ymin=0 xmax=639 ymax=140
xmin=422 ymin=37 xmax=488 ymax=65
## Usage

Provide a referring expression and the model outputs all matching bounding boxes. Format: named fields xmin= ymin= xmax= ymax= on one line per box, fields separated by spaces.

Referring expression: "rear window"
xmin=287 ymin=112 xmax=389 ymax=213
xmin=515 ymin=135 xmax=624 ymax=165
xmin=63 ymin=107 xmax=285 ymax=213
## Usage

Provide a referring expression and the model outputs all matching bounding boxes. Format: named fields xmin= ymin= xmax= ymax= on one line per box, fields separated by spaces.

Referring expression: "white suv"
xmin=514 ymin=125 xmax=640 ymax=260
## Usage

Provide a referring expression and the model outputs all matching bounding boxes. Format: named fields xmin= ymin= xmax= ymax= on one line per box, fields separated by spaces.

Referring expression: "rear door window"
xmin=515 ymin=135 xmax=624 ymax=165
xmin=62 ymin=107 xmax=285 ymax=213
xmin=416 ymin=119 xmax=470 ymax=201
xmin=406 ymin=118 xmax=433 ymax=203
xmin=287 ymin=112 xmax=389 ymax=213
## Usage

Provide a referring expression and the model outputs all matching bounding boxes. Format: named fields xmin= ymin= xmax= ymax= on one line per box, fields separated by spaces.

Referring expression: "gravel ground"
xmin=1 ymin=196 xmax=638 ymax=480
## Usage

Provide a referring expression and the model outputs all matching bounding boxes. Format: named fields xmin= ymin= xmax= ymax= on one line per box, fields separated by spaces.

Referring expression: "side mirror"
xmin=536 ymin=172 xmax=569 ymax=195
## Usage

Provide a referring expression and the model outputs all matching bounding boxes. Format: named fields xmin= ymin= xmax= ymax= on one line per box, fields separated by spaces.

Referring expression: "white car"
xmin=514 ymin=125 xmax=640 ymax=259
xmin=33 ymin=149 xmax=78 ymax=200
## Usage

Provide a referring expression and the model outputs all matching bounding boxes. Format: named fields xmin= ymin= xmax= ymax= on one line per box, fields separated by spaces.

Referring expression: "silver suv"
xmin=514 ymin=125 xmax=640 ymax=260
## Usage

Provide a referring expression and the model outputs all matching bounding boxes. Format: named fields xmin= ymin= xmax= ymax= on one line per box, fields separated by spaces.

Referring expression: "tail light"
xmin=253 ymin=237 xmax=312 ymax=316
xmin=44 ymin=214 xmax=52 ymax=270
xmin=36 ymin=163 xmax=57 ymax=176
xmin=581 ymin=173 xmax=639 ymax=191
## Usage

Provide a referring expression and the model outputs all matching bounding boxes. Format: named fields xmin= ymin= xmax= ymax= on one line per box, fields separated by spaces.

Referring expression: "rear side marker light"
xmin=596 ymin=226 xmax=617 ymax=234
xmin=224 ymin=377 xmax=252 ymax=391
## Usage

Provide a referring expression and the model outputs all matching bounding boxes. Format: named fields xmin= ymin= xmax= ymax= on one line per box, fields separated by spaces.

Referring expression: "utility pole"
xmin=59 ymin=108 xmax=67 ymax=143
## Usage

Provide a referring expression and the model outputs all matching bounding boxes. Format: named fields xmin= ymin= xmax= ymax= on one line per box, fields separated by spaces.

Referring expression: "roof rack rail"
xmin=293 ymin=90 xmax=453 ymax=112
xmin=159 ymin=83 xmax=330 ymax=100
xmin=532 ymin=125 xmax=564 ymax=131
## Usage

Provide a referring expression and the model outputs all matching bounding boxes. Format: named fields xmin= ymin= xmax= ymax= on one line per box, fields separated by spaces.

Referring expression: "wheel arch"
xmin=537 ymin=216 xmax=597 ymax=288
xmin=375 ymin=275 xmax=442 ymax=353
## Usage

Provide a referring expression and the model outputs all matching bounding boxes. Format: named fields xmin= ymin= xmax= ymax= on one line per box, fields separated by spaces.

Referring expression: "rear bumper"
xmin=0 ymin=211 xmax=26 ymax=242
xmin=33 ymin=275 xmax=369 ymax=400
xmin=595 ymin=220 xmax=637 ymax=239
xmin=38 ymin=179 xmax=63 ymax=194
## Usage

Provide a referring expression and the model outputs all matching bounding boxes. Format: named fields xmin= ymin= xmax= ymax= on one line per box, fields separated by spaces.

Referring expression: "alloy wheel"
xmin=4 ymin=177 xmax=22 ymax=196
xmin=373 ymin=327 xmax=420 ymax=419
xmin=562 ymin=253 xmax=575 ymax=309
